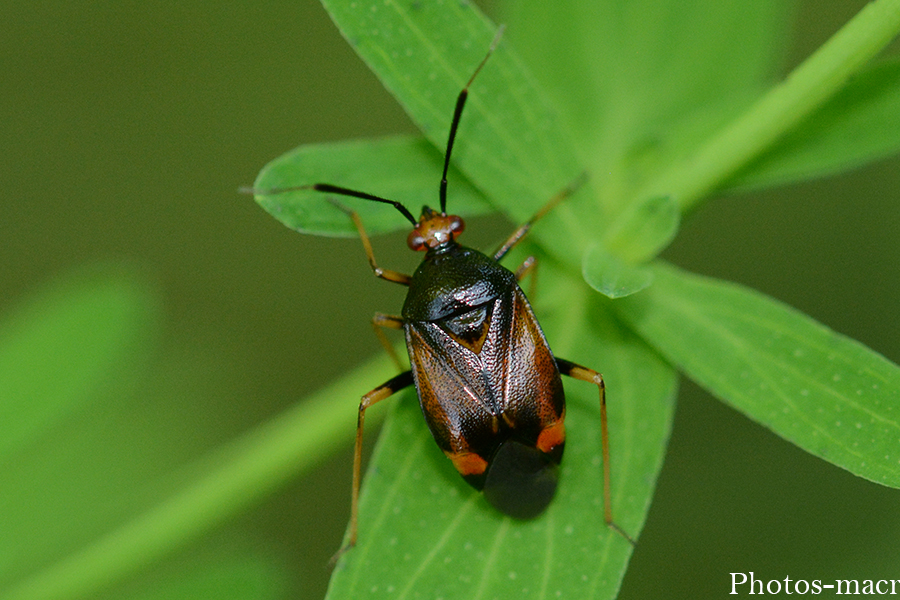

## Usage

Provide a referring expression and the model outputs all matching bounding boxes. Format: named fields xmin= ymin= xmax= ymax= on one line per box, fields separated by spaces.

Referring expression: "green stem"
xmin=639 ymin=0 xmax=900 ymax=212
xmin=4 ymin=356 xmax=392 ymax=600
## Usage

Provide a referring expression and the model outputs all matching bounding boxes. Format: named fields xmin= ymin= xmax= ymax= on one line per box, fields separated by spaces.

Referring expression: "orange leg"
xmin=333 ymin=370 xmax=414 ymax=562
xmin=330 ymin=200 xmax=412 ymax=286
xmin=492 ymin=172 xmax=588 ymax=262
xmin=556 ymin=358 xmax=636 ymax=546
xmin=513 ymin=255 xmax=538 ymax=299
xmin=372 ymin=313 xmax=405 ymax=372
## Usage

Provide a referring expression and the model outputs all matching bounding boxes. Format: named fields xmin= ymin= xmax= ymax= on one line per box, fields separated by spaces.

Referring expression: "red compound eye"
xmin=407 ymin=230 xmax=426 ymax=251
xmin=449 ymin=216 xmax=465 ymax=236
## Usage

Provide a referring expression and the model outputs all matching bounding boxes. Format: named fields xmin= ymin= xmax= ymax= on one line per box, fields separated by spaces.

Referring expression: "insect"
xmin=251 ymin=27 xmax=633 ymax=553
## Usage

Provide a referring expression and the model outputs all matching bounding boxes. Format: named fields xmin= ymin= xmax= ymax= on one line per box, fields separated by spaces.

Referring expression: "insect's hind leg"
xmin=555 ymin=357 xmax=636 ymax=546
xmin=334 ymin=369 xmax=414 ymax=562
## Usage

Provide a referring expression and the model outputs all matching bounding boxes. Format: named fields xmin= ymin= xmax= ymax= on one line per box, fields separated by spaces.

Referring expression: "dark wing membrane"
xmin=404 ymin=286 xmax=564 ymax=462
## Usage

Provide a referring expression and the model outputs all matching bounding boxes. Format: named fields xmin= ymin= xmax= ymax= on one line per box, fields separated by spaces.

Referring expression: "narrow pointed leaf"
xmin=637 ymin=0 xmax=900 ymax=213
xmin=582 ymin=195 xmax=677 ymax=298
xmin=602 ymin=195 xmax=680 ymax=264
xmin=725 ymin=57 xmax=900 ymax=191
xmin=503 ymin=0 xmax=791 ymax=201
xmin=252 ymin=136 xmax=492 ymax=237
xmin=616 ymin=262 xmax=900 ymax=488
xmin=582 ymin=244 xmax=654 ymax=299
xmin=316 ymin=0 xmax=595 ymax=262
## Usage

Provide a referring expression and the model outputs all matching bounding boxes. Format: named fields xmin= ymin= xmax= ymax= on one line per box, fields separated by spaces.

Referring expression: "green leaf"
xmin=315 ymin=0 xmax=595 ymax=263
xmin=2 ymin=353 xmax=394 ymax=600
xmin=126 ymin=554 xmax=286 ymax=600
xmin=616 ymin=262 xmax=900 ymax=488
xmin=725 ymin=57 xmax=900 ymax=191
xmin=602 ymin=195 xmax=680 ymax=264
xmin=636 ymin=0 xmax=900 ymax=213
xmin=302 ymin=4 xmax=678 ymax=596
xmin=503 ymin=0 xmax=792 ymax=206
xmin=252 ymin=136 xmax=492 ymax=237
xmin=328 ymin=265 xmax=677 ymax=600
xmin=0 ymin=265 xmax=157 ymax=462
xmin=581 ymin=195 xmax=678 ymax=298
xmin=582 ymin=244 xmax=654 ymax=299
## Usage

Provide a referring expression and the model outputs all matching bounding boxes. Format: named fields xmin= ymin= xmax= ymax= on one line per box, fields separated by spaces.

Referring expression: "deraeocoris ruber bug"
xmin=249 ymin=26 xmax=634 ymax=556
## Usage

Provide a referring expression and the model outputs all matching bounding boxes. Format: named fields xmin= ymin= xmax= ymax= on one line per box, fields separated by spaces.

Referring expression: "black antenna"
xmin=243 ymin=25 xmax=506 ymax=225
xmin=241 ymin=183 xmax=417 ymax=226
xmin=439 ymin=25 xmax=505 ymax=214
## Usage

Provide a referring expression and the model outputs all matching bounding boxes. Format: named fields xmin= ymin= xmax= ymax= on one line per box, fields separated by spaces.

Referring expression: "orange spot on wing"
xmin=447 ymin=451 xmax=489 ymax=477
xmin=536 ymin=419 xmax=566 ymax=454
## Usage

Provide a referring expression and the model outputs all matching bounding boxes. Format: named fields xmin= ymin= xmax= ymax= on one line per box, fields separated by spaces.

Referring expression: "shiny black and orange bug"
xmin=252 ymin=28 xmax=633 ymax=553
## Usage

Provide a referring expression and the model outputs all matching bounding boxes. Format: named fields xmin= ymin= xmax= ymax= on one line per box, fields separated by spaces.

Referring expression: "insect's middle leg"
xmin=555 ymin=357 xmax=636 ymax=546
xmin=513 ymin=255 xmax=538 ymax=299
xmin=493 ymin=171 xmax=588 ymax=262
xmin=372 ymin=313 xmax=406 ymax=372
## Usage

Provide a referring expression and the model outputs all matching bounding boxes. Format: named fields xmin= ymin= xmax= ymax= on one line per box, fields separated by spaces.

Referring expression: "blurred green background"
xmin=2 ymin=1 xmax=898 ymax=599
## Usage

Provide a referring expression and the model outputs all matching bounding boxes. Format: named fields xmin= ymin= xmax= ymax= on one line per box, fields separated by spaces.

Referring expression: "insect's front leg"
xmin=330 ymin=200 xmax=412 ymax=285
xmin=334 ymin=369 xmax=414 ymax=562
xmin=555 ymin=357 xmax=636 ymax=546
